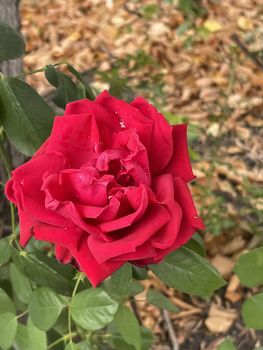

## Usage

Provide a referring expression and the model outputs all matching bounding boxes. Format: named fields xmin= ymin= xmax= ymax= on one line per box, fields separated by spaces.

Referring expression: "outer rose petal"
xmin=71 ymin=237 xmax=124 ymax=287
xmin=5 ymin=153 xmax=69 ymax=228
xmin=55 ymin=245 xmax=72 ymax=264
xmin=33 ymin=222 xmax=83 ymax=249
xmin=163 ymin=124 xmax=195 ymax=182
xmin=88 ymin=204 xmax=171 ymax=264
xmin=131 ymin=96 xmax=173 ymax=174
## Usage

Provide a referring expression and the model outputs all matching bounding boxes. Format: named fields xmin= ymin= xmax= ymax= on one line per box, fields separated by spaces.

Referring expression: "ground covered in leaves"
xmin=5 ymin=0 xmax=263 ymax=349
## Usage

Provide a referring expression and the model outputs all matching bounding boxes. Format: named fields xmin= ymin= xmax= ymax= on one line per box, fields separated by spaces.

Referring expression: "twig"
xmin=163 ymin=310 xmax=179 ymax=350
xmin=170 ymin=308 xmax=202 ymax=320
xmin=231 ymin=33 xmax=263 ymax=71
xmin=130 ymin=297 xmax=142 ymax=325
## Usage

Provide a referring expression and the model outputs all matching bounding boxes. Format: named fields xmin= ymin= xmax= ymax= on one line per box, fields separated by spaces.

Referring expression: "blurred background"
xmin=1 ymin=0 xmax=263 ymax=349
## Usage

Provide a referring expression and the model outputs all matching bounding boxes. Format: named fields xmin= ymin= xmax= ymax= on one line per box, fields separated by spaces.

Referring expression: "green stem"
xmin=16 ymin=310 xmax=28 ymax=320
xmin=0 ymin=133 xmax=11 ymax=177
xmin=47 ymin=332 xmax=77 ymax=349
xmin=15 ymin=60 xmax=69 ymax=78
xmin=68 ymin=272 xmax=84 ymax=345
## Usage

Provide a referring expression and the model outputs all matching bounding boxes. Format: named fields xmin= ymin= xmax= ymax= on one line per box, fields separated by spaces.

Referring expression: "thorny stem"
xmin=67 ymin=272 xmax=84 ymax=347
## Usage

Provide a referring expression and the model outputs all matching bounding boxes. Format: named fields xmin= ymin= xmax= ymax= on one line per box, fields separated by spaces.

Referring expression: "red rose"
xmin=5 ymin=91 xmax=204 ymax=287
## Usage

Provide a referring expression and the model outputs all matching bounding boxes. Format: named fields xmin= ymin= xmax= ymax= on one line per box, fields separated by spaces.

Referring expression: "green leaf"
xmin=114 ymin=305 xmax=142 ymax=350
xmin=67 ymin=64 xmax=95 ymax=100
xmin=234 ymin=247 xmax=263 ymax=287
xmin=70 ymin=288 xmax=118 ymax=330
xmin=0 ymin=75 xmax=54 ymax=155
xmin=150 ymin=247 xmax=226 ymax=298
xmin=185 ymin=233 xmax=205 ymax=256
xmin=10 ymin=263 xmax=32 ymax=304
xmin=45 ymin=65 xmax=80 ymax=109
xmin=132 ymin=267 xmax=148 ymax=280
xmin=12 ymin=250 xmax=74 ymax=295
xmin=0 ymin=287 xmax=16 ymax=314
xmin=103 ymin=263 xmax=132 ymax=301
xmin=0 ymin=238 xmax=11 ymax=264
xmin=146 ymin=289 xmax=179 ymax=313
xmin=65 ymin=343 xmax=80 ymax=350
xmin=242 ymin=292 xmax=263 ymax=329
xmin=112 ymin=326 xmax=153 ymax=350
xmin=0 ymin=21 xmax=25 ymax=61
xmin=14 ymin=323 xmax=28 ymax=350
xmin=129 ymin=281 xmax=144 ymax=297
xmin=29 ymin=287 xmax=67 ymax=330
xmin=0 ymin=312 xmax=18 ymax=349
xmin=217 ymin=339 xmax=236 ymax=350
xmin=14 ymin=320 xmax=47 ymax=350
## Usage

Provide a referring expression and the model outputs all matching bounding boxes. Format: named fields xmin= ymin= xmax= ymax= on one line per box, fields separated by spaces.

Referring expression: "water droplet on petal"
xmin=119 ymin=118 xmax=126 ymax=129
xmin=108 ymin=195 xmax=113 ymax=200
xmin=20 ymin=179 xmax=25 ymax=185
xmin=64 ymin=227 xmax=68 ymax=231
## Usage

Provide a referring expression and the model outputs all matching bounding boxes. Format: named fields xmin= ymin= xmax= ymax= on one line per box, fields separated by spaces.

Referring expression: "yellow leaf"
xmin=203 ymin=19 xmax=222 ymax=33
xmin=237 ymin=16 xmax=253 ymax=30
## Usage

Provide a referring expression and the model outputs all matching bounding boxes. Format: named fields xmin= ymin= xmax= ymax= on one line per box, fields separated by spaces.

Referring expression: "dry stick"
xmin=231 ymin=33 xmax=263 ymax=71
xmin=163 ymin=310 xmax=179 ymax=350
xmin=130 ymin=297 xmax=142 ymax=325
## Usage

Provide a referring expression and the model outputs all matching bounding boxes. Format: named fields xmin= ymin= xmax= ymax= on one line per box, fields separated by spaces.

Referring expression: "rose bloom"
xmin=5 ymin=91 xmax=204 ymax=287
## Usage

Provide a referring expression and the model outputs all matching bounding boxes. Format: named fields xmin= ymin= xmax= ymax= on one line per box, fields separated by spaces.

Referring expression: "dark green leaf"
xmin=12 ymin=249 xmax=74 ymax=295
xmin=129 ymin=281 xmax=144 ymax=297
xmin=103 ymin=263 xmax=132 ymax=301
xmin=217 ymin=339 xmax=236 ymax=350
xmin=112 ymin=326 xmax=153 ymax=350
xmin=0 ymin=238 xmax=11 ymax=264
xmin=234 ymin=247 xmax=263 ymax=287
xmin=242 ymin=292 xmax=263 ymax=329
xmin=146 ymin=289 xmax=179 ymax=313
xmin=0 ymin=75 xmax=54 ymax=155
xmin=132 ymin=267 xmax=148 ymax=280
xmin=10 ymin=263 xmax=32 ymax=304
xmin=29 ymin=287 xmax=67 ymax=330
xmin=45 ymin=65 xmax=80 ymax=109
xmin=67 ymin=64 xmax=95 ymax=100
xmin=185 ymin=233 xmax=205 ymax=256
xmin=0 ymin=21 xmax=25 ymax=61
xmin=71 ymin=288 xmax=118 ymax=330
xmin=0 ymin=312 xmax=17 ymax=349
xmin=0 ymin=287 xmax=16 ymax=314
xmin=114 ymin=305 xmax=142 ymax=350
xmin=150 ymin=247 xmax=226 ymax=297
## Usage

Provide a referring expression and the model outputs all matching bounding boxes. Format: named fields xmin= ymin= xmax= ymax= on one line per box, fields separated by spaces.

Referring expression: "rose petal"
xmin=7 ymin=153 xmax=69 ymax=228
xmin=33 ymin=222 xmax=83 ymax=249
xmin=88 ymin=204 xmax=171 ymax=263
xmin=71 ymin=237 xmax=124 ymax=287
xmin=96 ymin=90 xmax=153 ymax=152
xmin=131 ymin=96 xmax=173 ymax=174
xmin=47 ymin=114 xmax=100 ymax=167
xmin=55 ymin=245 xmax=72 ymax=264
xmin=98 ymin=185 xmax=149 ymax=232
xmin=164 ymin=124 xmax=195 ymax=182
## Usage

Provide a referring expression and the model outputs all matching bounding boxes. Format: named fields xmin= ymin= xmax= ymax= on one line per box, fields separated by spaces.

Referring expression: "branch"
xmin=163 ymin=310 xmax=179 ymax=350
xmin=231 ymin=33 xmax=263 ymax=71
